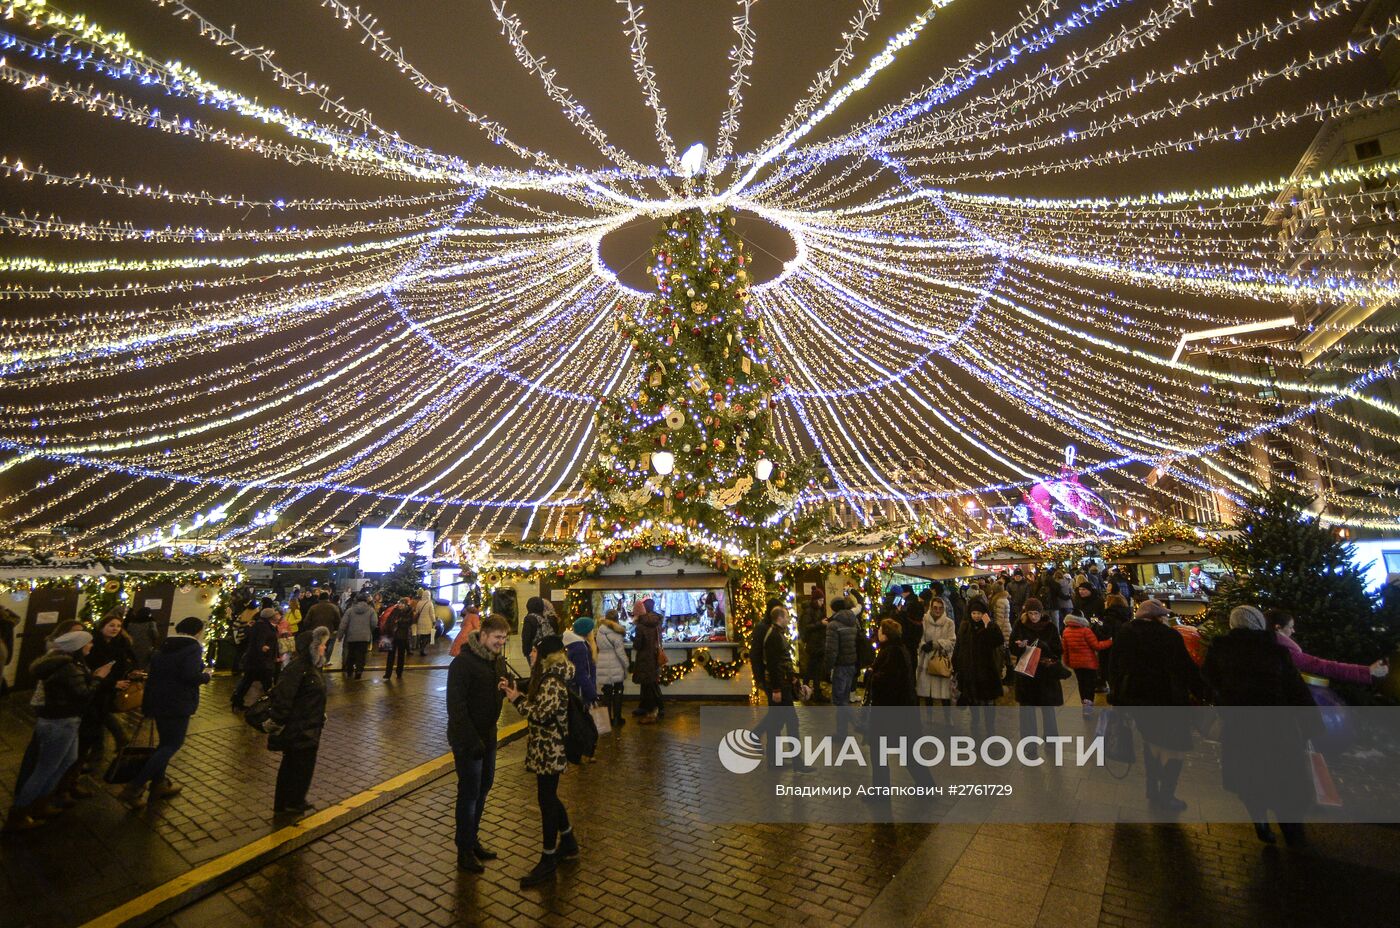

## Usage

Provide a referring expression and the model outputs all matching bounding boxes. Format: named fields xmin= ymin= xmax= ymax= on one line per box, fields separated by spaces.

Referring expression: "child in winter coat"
xmin=1062 ymin=612 xmax=1112 ymax=710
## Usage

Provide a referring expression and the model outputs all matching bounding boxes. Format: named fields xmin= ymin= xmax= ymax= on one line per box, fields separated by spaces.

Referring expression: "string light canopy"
xmin=1 ymin=0 xmax=1398 ymax=562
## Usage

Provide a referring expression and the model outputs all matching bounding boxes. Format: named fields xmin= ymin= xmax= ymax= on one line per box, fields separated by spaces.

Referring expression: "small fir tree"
xmin=586 ymin=207 xmax=809 ymax=542
xmin=382 ymin=540 xmax=430 ymax=600
xmin=1206 ymin=485 xmax=1398 ymax=665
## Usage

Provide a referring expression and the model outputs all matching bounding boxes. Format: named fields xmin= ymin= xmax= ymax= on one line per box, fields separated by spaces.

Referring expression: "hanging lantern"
xmin=651 ymin=451 xmax=675 ymax=476
xmin=754 ymin=458 xmax=774 ymax=481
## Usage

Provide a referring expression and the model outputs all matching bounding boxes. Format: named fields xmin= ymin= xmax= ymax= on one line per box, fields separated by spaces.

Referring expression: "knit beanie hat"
xmin=1021 ymin=598 xmax=1043 ymax=613
xmin=51 ymin=630 xmax=92 ymax=653
xmin=572 ymin=618 xmax=595 ymax=637
xmin=1229 ymin=605 xmax=1267 ymax=631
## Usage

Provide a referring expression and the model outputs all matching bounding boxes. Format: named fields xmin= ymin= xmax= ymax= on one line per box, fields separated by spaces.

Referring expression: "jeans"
xmin=535 ymin=772 xmax=571 ymax=851
xmin=755 ymin=689 xmax=800 ymax=766
xmin=830 ymin=664 xmax=857 ymax=706
xmin=130 ymin=716 xmax=189 ymax=790
xmin=15 ymin=717 xmax=80 ymax=808
xmin=454 ymin=747 xmax=497 ymax=853
xmin=384 ymin=639 xmax=409 ymax=677
xmin=274 ymin=745 xmax=319 ymax=810
xmin=343 ymin=641 xmax=369 ymax=677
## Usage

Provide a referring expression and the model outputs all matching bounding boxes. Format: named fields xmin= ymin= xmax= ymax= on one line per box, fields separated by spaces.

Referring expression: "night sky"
xmin=0 ymin=0 xmax=1392 ymax=546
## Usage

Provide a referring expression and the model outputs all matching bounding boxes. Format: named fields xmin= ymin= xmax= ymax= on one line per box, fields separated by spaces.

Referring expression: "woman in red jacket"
xmin=1061 ymin=612 xmax=1111 ymax=712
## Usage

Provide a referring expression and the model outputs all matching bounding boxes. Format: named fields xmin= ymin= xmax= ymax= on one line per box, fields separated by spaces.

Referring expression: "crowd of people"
xmin=776 ymin=564 xmax=1391 ymax=842
xmin=3 ymin=564 xmax=1395 ymax=879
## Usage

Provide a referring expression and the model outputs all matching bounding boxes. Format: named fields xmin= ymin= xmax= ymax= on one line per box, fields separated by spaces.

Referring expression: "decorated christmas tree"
xmin=587 ymin=207 xmax=808 ymax=543
xmin=382 ymin=540 xmax=430 ymax=600
xmin=1206 ymin=485 xmax=1398 ymax=669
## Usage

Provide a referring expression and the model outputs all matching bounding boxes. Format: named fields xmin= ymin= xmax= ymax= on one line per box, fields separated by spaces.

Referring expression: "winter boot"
xmin=457 ymin=850 xmax=485 ymax=873
xmin=1142 ymin=750 xmax=1162 ymax=806
xmin=556 ymin=828 xmax=580 ymax=861
xmin=473 ymin=844 xmax=499 ymax=861
xmin=152 ymin=779 xmax=182 ymax=799
xmin=518 ymin=851 xmax=558 ymax=888
xmin=1154 ymin=759 xmax=1186 ymax=812
xmin=1253 ymin=822 xmax=1275 ymax=844
xmin=2 ymin=805 xmax=42 ymax=833
xmin=117 ymin=783 xmax=148 ymax=811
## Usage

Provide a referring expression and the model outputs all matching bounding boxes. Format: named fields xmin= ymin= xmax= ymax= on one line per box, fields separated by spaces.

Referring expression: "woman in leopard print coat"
xmin=503 ymin=636 xmax=578 ymax=888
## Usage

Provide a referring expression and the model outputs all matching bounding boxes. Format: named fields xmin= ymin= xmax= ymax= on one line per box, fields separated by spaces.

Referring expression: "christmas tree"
xmin=587 ymin=207 xmax=808 ymax=542
xmin=1206 ymin=485 xmax=1398 ymax=668
xmin=382 ymin=540 xmax=430 ymax=600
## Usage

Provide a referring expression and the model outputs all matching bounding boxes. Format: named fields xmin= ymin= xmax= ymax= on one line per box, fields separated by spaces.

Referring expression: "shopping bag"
xmin=1014 ymin=645 xmax=1041 ymax=678
xmin=590 ymin=705 xmax=612 ymax=736
xmin=103 ymin=719 xmax=157 ymax=784
xmin=1309 ymin=743 xmax=1342 ymax=808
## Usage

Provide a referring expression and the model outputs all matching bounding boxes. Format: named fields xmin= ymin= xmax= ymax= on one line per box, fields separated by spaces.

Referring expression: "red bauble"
xmin=725 ymin=377 xmax=734 ymax=386
xmin=676 ymin=490 xmax=685 ymax=500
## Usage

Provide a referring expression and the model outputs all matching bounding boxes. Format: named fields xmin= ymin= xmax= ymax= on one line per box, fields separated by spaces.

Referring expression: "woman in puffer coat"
xmin=594 ymin=610 xmax=630 ymax=729
xmin=1061 ymin=613 xmax=1111 ymax=711
xmin=262 ymin=626 xmax=329 ymax=816
xmin=502 ymin=636 xmax=579 ymax=889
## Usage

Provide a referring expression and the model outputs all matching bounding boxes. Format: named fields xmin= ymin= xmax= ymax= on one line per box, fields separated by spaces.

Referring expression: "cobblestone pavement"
xmin=1 ymin=641 xmax=466 ymax=928
xmin=6 ymin=657 xmax=1399 ymax=928
xmin=157 ymin=702 xmax=1400 ymax=928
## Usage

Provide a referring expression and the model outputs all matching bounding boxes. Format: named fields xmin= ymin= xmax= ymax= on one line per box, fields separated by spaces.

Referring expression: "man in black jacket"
xmin=447 ymin=614 xmax=510 ymax=873
xmin=119 ymin=617 xmax=210 ymax=809
xmin=759 ymin=606 xmax=811 ymax=772
xmin=232 ymin=600 xmax=279 ymax=710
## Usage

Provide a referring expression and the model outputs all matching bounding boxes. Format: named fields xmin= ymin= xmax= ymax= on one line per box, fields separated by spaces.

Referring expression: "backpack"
xmin=562 ymin=684 xmax=598 ymax=764
xmin=855 ymin=618 xmax=876 ymax=668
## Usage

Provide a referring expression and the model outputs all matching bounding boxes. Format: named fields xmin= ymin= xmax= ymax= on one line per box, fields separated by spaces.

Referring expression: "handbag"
xmin=103 ymin=719 xmax=157 ymax=784
xmin=114 ymin=679 xmax=144 ymax=714
xmin=1014 ymin=644 xmax=1041 ymax=678
xmin=925 ymin=652 xmax=952 ymax=678
xmin=590 ymin=705 xmax=612 ymax=736
xmin=1096 ymin=708 xmax=1135 ymax=768
xmin=1309 ymin=742 xmax=1342 ymax=808
xmin=656 ymin=647 xmax=669 ymax=667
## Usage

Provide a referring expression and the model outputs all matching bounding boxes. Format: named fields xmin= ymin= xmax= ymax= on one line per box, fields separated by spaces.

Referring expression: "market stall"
xmin=0 ymin=559 xmax=236 ymax=689
xmin=569 ymin=551 xmax=749 ymax=698
xmin=1108 ymin=538 xmax=1225 ymax=618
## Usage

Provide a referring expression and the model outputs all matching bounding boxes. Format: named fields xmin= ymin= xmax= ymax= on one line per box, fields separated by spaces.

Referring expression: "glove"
xmin=261 ymin=720 xmax=284 ymax=735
